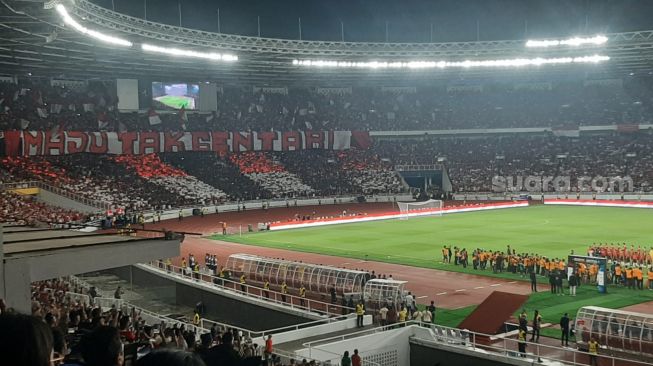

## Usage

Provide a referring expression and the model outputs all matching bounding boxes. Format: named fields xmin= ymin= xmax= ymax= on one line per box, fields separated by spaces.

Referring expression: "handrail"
xmin=146 ymin=261 xmax=354 ymax=318
xmin=301 ymin=344 xmax=382 ymax=366
xmin=68 ymin=275 xmax=208 ymax=334
xmin=62 ymin=278 xmax=653 ymax=366
xmin=271 ymin=349 xmax=340 ymax=366
xmin=259 ymin=314 xmax=355 ymax=338
xmin=314 ymin=321 xmax=653 ymax=366
xmin=303 ymin=323 xmax=393 ymax=348
xmin=70 ymin=273 xmax=356 ymax=343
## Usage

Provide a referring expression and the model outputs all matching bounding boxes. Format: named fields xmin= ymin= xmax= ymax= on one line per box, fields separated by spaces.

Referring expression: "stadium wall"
xmin=148 ymin=194 xmax=413 ymax=223
xmin=454 ymin=193 xmax=653 ymax=201
xmin=269 ymin=201 xmax=528 ymax=231
xmin=543 ymin=199 xmax=653 ymax=209
xmin=409 ymin=338 xmax=525 ymax=366
xmin=37 ymin=187 xmax=102 ymax=213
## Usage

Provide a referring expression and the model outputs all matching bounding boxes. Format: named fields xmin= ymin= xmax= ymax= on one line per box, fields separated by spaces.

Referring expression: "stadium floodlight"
xmin=525 ymin=35 xmax=608 ymax=48
xmin=55 ymin=4 xmax=133 ymax=47
xmin=141 ymin=44 xmax=238 ymax=62
xmin=291 ymin=55 xmax=609 ymax=70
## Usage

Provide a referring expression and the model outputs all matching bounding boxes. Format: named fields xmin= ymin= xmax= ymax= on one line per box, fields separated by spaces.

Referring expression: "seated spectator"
xmin=0 ymin=312 xmax=54 ymax=366
xmin=80 ymin=326 xmax=124 ymax=366
xmin=137 ymin=349 xmax=206 ymax=366
xmin=204 ymin=332 xmax=241 ymax=366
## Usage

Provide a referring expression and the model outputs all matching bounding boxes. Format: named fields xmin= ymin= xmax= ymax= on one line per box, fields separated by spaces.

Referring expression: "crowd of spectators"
xmin=4 ymin=131 xmax=651 ymax=214
xmin=113 ymin=154 xmax=228 ymax=205
xmin=337 ymin=150 xmax=404 ymax=194
xmin=229 ymin=152 xmax=315 ymax=198
xmin=160 ymin=152 xmax=272 ymax=201
xmin=0 ymin=190 xmax=87 ymax=226
xmin=0 ymin=79 xmax=118 ymax=131
xmin=1 ymin=78 xmax=651 ymax=132
xmin=0 ymin=149 xmax=406 ymax=212
xmin=0 ymin=275 xmax=332 ymax=366
xmin=376 ymin=132 xmax=653 ymax=192
xmin=1 ymin=154 xmax=179 ymax=210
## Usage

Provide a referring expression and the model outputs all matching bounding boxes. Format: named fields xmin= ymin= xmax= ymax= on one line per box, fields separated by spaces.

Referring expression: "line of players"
xmin=442 ymin=244 xmax=653 ymax=289
xmin=587 ymin=243 xmax=653 ymax=266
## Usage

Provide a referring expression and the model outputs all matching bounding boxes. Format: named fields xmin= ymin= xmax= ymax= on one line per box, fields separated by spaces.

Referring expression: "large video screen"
xmin=151 ymin=82 xmax=199 ymax=110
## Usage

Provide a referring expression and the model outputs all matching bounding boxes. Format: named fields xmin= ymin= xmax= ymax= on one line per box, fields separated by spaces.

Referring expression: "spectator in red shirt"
xmin=351 ymin=349 xmax=362 ymax=366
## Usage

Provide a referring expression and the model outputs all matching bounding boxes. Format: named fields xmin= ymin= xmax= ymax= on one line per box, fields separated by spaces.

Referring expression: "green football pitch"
xmin=214 ymin=205 xmax=653 ymax=327
xmin=215 ymin=205 xmax=652 ymax=274
xmin=154 ymin=95 xmax=194 ymax=109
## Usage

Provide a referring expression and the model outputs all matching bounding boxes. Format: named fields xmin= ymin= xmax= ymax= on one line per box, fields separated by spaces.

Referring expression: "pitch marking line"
xmin=417 ymin=295 xmax=428 ymax=299
xmin=455 ymin=289 xmax=466 ymax=292
xmin=508 ymin=281 xmax=517 ymax=284
xmin=436 ymin=292 xmax=448 ymax=296
xmin=490 ymin=284 xmax=502 ymax=287
xmin=474 ymin=286 xmax=485 ymax=289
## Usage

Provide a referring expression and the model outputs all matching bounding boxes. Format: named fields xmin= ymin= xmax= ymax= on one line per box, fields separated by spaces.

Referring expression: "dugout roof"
xmin=225 ymin=253 xmax=367 ymax=294
xmin=575 ymin=306 xmax=653 ymax=357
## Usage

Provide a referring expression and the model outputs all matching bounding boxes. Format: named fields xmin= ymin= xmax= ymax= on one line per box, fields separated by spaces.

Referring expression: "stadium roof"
xmin=1 ymin=0 xmax=653 ymax=85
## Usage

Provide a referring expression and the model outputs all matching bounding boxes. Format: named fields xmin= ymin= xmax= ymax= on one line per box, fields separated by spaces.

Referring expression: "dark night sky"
xmin=92 ymin=0 xmax=653 ymax=42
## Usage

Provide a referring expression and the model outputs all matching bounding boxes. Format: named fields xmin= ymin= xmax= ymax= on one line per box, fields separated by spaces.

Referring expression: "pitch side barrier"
xmin=544 ymin=199 xmax=653 ymax=209
xmin=269 ymin=201 xmax=529 ymax=231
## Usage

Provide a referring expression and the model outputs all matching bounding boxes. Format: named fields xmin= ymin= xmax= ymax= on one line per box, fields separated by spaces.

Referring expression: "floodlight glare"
xmin=525 ymin=35 xmax=608 ymax=48
xmin=141 ymin=44 xmax=238 ymax=62
xmin=55 ymin=4 xmax=133 ymax=47
xmin=291 ymin=55 xmax=610 ymax=70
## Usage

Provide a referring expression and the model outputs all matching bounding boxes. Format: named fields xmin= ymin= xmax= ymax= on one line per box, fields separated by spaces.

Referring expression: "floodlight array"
xmin=291 ymin=55 xmax=609 ymax=69
xmin=525 ymin=35 xmax=608 ymax=48
xmin=55 ymin=4 xmax=133 ymax=47
xmin=141 ymin=44 xmax=238 ymax=62
xmin=55 ymin=4 xmax=238 ymax=62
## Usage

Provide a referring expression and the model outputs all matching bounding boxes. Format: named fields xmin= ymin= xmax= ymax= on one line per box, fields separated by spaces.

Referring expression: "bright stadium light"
xmin=525 ymin=35 xmax=608 ymax=48
xmin=55 ymin=4 xmax=133 ymax=47
xmin=141 ymin=44 xmax=238 ymax=62
xmin=291 ymin=55 xmax=609 ymax=70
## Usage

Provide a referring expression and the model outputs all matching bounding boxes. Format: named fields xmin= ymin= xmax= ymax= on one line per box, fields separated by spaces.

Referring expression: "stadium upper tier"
xmin=0 ymin=0 xmax=652 ymax=82
xmin=0 ymin=79 xmax=651 ymax=131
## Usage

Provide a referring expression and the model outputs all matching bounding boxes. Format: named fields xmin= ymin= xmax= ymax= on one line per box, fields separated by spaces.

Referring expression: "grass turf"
xmin=431 ymin=285 xmax=652 ymax=341
xmin=155 ymin=95 xmax=194 ymax=109
xmin=215 ymin=205 xmax=651 ymax=277
xmin=213 ymin=205 xmax=653 ymax=317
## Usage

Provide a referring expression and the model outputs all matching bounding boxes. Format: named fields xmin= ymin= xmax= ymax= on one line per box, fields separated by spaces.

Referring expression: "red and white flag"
xmin=97 ymin=111 xmax=109 ymax=130
xmin=34 ymin=90 xmax=43 ymax=106
xmin=148 ymin=108 xmax=161 ymax=125
xmin=179 ymin=106 xmax=188 ymax=130
xmin=36 ymin=106 xmax=48 ymax=118
xmin=83 ymin=103 xmax=95 ymax=112
xmin=50 ymin=103 xmax=63 ymax=114
xmin=50 ymin=123 xmax=63 ymax=139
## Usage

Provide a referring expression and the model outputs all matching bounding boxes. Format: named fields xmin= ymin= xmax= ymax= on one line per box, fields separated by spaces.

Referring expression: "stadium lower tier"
xmin=1 ymin=132 xmax=653 ymax=214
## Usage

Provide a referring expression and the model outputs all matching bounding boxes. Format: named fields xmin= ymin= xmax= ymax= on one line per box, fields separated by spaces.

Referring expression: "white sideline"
xmin=269 ymin=202 xmax=529 ymax=231
xmin=544 ymin=199 xmax=653 ymax=209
